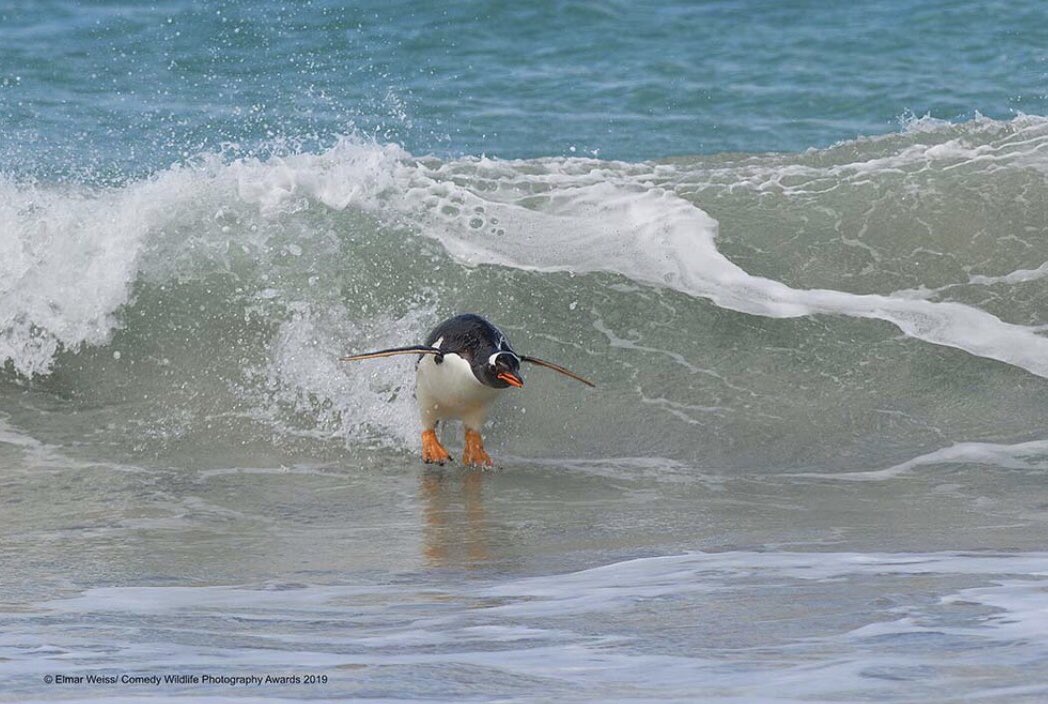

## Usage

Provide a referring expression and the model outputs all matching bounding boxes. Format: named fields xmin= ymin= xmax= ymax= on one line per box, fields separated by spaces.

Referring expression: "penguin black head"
xmin=476 ymin=350 xmax=524 ymax=389
xmin=421 ymin=313 xmax=525 ymax=390
xmin=342 ymin=312 xmax=594 ymax=391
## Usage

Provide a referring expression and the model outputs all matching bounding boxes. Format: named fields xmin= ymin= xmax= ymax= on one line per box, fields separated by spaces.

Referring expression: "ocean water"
xmin=4 ymin=1 xmax=1048 ymax=702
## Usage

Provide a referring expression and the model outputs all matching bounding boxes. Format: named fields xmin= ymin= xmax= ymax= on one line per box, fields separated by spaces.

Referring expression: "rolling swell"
xmin=3 ymin=115 xmax=1048 ymax=471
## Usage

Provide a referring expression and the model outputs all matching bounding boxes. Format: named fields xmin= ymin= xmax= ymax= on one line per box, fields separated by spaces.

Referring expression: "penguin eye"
xmin=488 ymin=352 xmax=518 ymax=372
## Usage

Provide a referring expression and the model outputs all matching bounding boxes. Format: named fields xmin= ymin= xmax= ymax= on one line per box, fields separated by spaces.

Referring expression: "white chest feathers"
xmin=416 ymin=353 xmax=501 ymax=429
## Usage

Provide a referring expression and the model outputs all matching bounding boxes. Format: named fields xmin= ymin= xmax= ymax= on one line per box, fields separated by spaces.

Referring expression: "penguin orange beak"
xmin=497 ymin=372 xmax=524 ymax=388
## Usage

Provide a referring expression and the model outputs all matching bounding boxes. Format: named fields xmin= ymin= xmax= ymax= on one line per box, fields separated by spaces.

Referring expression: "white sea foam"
xmin=0 ymin=159 xmax=264 ymax=376
xmin=247 ymin=302 xmax=437 ymax=448
xmin=479 ymin=550 xmax=1048 ymax=600
xmin=228 ymin=132 xmax=1048 ymax=381
xmin=6 ymin=117 xmax=1048 ymax=386
xmin=0 ymin=412 xmax=139 ymax=473
xmin=8 ymin=550 xmax=1048 ymax=702
xmin=968 ymin=260 xmax=1048 ymax=286
xmin=892 ymin=260 xmax=1048 ymax=301
xmin=790 ymin=437 xmax=1048 ymax=481
xmin=0 ymin=413 xmax=41 ymax=449
xmin=0 ymin=177 xmax=142 ymax=376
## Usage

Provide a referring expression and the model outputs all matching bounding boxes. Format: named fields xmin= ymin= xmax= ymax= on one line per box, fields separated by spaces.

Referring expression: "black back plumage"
xmin=423 ymin=313 xmax=514 ymax=363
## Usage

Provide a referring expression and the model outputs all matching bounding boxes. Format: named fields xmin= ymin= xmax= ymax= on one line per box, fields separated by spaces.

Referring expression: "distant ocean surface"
xmin=4 ymin=2 xmax=1048 ymax=702
xmin=4 ymin=0 xmax=1048 ymax=173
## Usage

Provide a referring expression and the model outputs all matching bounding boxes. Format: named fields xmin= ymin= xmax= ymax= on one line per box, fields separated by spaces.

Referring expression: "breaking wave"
xmin=4 ymin=115 xmax=1048 ymax=469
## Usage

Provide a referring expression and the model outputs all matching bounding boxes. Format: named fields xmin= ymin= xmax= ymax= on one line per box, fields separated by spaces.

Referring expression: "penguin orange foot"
xmin=341 ymin=313 xmax=595 ymax=466
xmin=462 ymin=429 xmax=493 ymax=467
xmin=421 ymin=429 xmax=452 ymax=465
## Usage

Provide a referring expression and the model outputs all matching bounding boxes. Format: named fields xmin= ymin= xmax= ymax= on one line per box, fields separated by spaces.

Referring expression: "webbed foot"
xmin=421 ymin=429 xmax=452 ymax=464
xmin=462 ymin=429 xmax=493 ymax=467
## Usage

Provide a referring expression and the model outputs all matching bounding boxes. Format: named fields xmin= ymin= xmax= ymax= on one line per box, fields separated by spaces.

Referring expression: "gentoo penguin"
xmin=340 ymin=313 xmax=594 ymax=466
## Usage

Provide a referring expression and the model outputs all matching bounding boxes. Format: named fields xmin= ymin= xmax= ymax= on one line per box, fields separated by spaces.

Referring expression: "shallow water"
xmin=4 ymin=442 xmax=1048 ymax=702
xmin=5 ymin=1 xmax=1048 ymax=701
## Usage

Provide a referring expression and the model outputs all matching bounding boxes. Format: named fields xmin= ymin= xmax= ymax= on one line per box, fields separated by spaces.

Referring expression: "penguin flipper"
xmin=340 ymin=345 xmax=443 ymax=362
xmin=520 ymin=355 xmax=596 ymax=388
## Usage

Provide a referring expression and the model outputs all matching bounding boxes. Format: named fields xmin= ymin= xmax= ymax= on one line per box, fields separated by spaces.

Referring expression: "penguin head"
xmin=477 ymin=350 xmax=524 ymax=389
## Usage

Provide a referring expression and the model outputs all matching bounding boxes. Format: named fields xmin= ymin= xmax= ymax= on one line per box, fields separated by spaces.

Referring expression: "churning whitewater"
xmin=4 ymin=116 xmax=1048 ymax=467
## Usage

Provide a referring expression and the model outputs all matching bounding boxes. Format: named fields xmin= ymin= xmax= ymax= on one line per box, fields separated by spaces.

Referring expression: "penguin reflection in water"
xmin=341 ymin=314 xmax=594 ymax=466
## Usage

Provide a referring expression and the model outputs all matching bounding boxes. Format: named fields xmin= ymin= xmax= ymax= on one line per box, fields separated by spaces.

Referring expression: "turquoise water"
xmin=4 ymin=0 xmax=1048 ymax=174
xmin=5 ymin=2 xmax=1048 ymax=703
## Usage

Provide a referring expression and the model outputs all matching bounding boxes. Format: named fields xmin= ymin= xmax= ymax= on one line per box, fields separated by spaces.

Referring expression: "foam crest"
xmin=483 ymin=550 xmax=1048 ymax=603
xmin=968 ymin=260 xmax=1048 ymax=287
xmin=230 ymin=139 xmax=412 ymax=215
xmin=792 ymin=437 xmax=1048 ymax=481
xmin=663 ymin=113 xmax=1048 ymax=195
xmin=0 ymin=140 xmax=410 ymax=378
xmin=221 ymin=130 xmax=1048 ymax=380
xmin=385 ymin=160 xmax=1048 ymax=380
xmin=214 ymin=136 xmax=1048 ymax=380
xmin=0 ymin=177 xmax=145 ymax=376
xmin=8 ymin=117 xmax=1048 ymax=389
xmin=0 ymin=159 xmax=258 ymax=376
